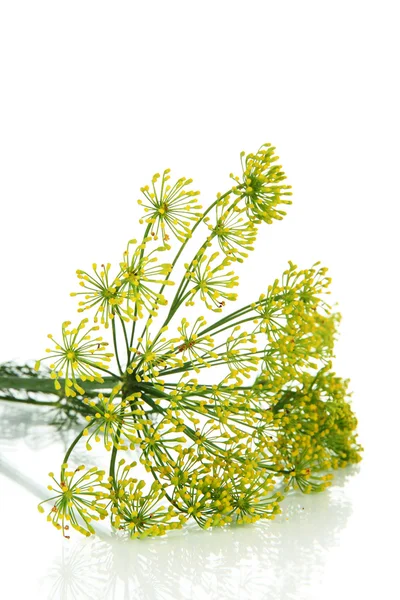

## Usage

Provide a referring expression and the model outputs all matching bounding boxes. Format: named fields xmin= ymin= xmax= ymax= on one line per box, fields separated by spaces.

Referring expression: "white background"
xmin=0 ymin=1 xmax=399 ymax=599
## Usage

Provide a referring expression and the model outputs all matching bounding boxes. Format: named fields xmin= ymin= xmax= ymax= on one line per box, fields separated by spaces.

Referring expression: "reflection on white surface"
xmin=0 ymin=403 xmax=359 ymax=600
xmin=40 ymin=480 xmax=353 ymax=600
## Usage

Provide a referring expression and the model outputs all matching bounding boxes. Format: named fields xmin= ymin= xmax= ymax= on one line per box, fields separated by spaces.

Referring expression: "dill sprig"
xmin=2 ymin=142 xmax=362 ymax=538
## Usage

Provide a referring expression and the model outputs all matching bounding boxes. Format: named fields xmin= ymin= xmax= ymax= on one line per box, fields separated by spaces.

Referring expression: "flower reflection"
xmin=45 ymin=541 xmax=108 ymax=600
xmin=0 ymin=402 xmax=101 ymax=465
xmin=41 ymin=467 xmax=356 ymax=600
xmin=0 ymin=402 xmax=81 ymax=452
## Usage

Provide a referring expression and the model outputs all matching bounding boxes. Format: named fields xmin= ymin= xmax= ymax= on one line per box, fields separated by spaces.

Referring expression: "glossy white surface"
xmin=0 ymin=402 xmax=397 ymax=600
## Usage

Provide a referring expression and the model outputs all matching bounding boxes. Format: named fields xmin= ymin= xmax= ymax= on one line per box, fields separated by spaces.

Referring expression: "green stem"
xmin=61 ymin=418 xmax=96 ymax=476
xmin=199 ymin=302 xmax=257 ymax=336
xmin=128 ymin=223 xmax=152 ymax=358
xmin=111 ymin=317 xmax=124 ymax=375
xmin=109 ymin=436 xmax=120 ymax=487
xmin=202 ymin=315 xmax=258 ymax=339
xmin=119 ymin=317 xmax=131 ymax=364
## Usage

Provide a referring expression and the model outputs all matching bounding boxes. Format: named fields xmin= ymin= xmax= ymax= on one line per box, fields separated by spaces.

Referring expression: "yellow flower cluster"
xmin=35 ymin=319 xmax=113 ymax=397
xmin=232 ymin=143 xmax=293 ymax=224
xmin=36 ymin=142 xmax=362 ymax=539
xmin=38 ymin=465 xmax=108 ymax=538
xmin=138 ymin=170 xmax=202 ymax=244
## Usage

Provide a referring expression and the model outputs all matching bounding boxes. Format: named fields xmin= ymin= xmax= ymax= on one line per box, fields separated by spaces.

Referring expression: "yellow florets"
xmin=138 ymin=170 xmax=202 ymax=244
xmin=34 ymin=141 xmax=361 ymax=540
xmin=234 ymin=143 xmax=293 ymax=224
xmin=35 ymin=319 xmax=113 ymax=397
xmin=38 ymin=465 xmax=109 ymax=538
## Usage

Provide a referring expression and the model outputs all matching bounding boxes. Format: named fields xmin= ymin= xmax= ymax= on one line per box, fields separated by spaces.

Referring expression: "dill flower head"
xmin=71 ymin=263 xmax=128 ymax=328
xmin=119 ymin=238 xmax=174 ymax=319
xmin=109 ymin=460 xmax=185 ymax=538
xmin=177 ymin=316 xmax=216 ymax=370
xmin=38 ymin=465 xmax=109 ymax=538
xmin=185 ymin=252 xmax=239 ymax=311
xmin=81 ymin=392 xmax=141 ymax=452
xmin=138 ymin=170 xmax=202 ymax=244
xmin=35 ymin=319 xmax=113 ymax=397
xmin=232 ymin=143 xmax=293 ymax=224
xmin=205 ymin=199 xmax=258 ymax=263
xmin=34 ymin=141 xmax=362 ymax=540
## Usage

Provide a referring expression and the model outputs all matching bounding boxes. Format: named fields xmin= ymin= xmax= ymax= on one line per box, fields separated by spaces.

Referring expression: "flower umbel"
xmin=205 ymin=197 xmax=258 ymax=262
xmin=109 ymin=460 xmax=185 ymax=538
xmin=71 ymin=263 xmax=128 ymax=329
xmin=38 ymin=465 xmax=108 ymax=538
xmin=35 ymin=319 xmax=113 ymax=397
xmin=185 ymin=252 xmax=239 ymax=311
xmin=138 ymin=170 xmax=202 ymax=244
xmin=119 ymin=238 xmax=174 ymax=319
xmin=32 ymin=141 xmax=362 ymax=540
xmin=232 ymin=143 xmax=292 ymax=224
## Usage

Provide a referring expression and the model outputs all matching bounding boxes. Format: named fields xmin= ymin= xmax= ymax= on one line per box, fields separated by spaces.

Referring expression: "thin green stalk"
xmin=201 ymin=315 xmax=259 ymax=339
xmin=61 ymin=418 xmax=96 ymax=476
xmin=111 ymin=317 xmax=124 ymax=375
xmin=109 ymin=434 xmax=121 ymax=486
xmin=128 ymin=223 xmax=152 ymax=359
xmin=119 ymin=316 xmax=131 ymax=364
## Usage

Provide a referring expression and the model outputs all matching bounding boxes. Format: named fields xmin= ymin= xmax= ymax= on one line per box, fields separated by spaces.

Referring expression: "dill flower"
xmin=228 ymin=469 xmax=283 ymax=525
xmin=232 ymin=143 xmax=293 ymax=224
xmin=35 ymin=319 xmax=113 ymax=397
xmin=204 ymin=198 xmax=258 ymax=262
xmin=38 ymin=465 xmax=109 ymax=538
xmin=224 ymin=329 xmax=261 ymax=380
xmin=109 ymin=460 xmax=185 ymax=538
xmin=81 ymin=393 xmax=142 ymax=452
xmin=128 ymin=323 xmax=181 ymax=381
xmin=185 ymin=252 xmax=239 ymax=311
xmin=138 ymin=170 xmax=202 ymax=243
xmin=24 ymin=140 xmax=362 ymax=540
xmin=71 ymin=263 xmax=128 ymax=328
xmin=119 ymin=238 xmax=174 ymax=319
xmin=176 ymin=316 xmax=217 ymax=371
